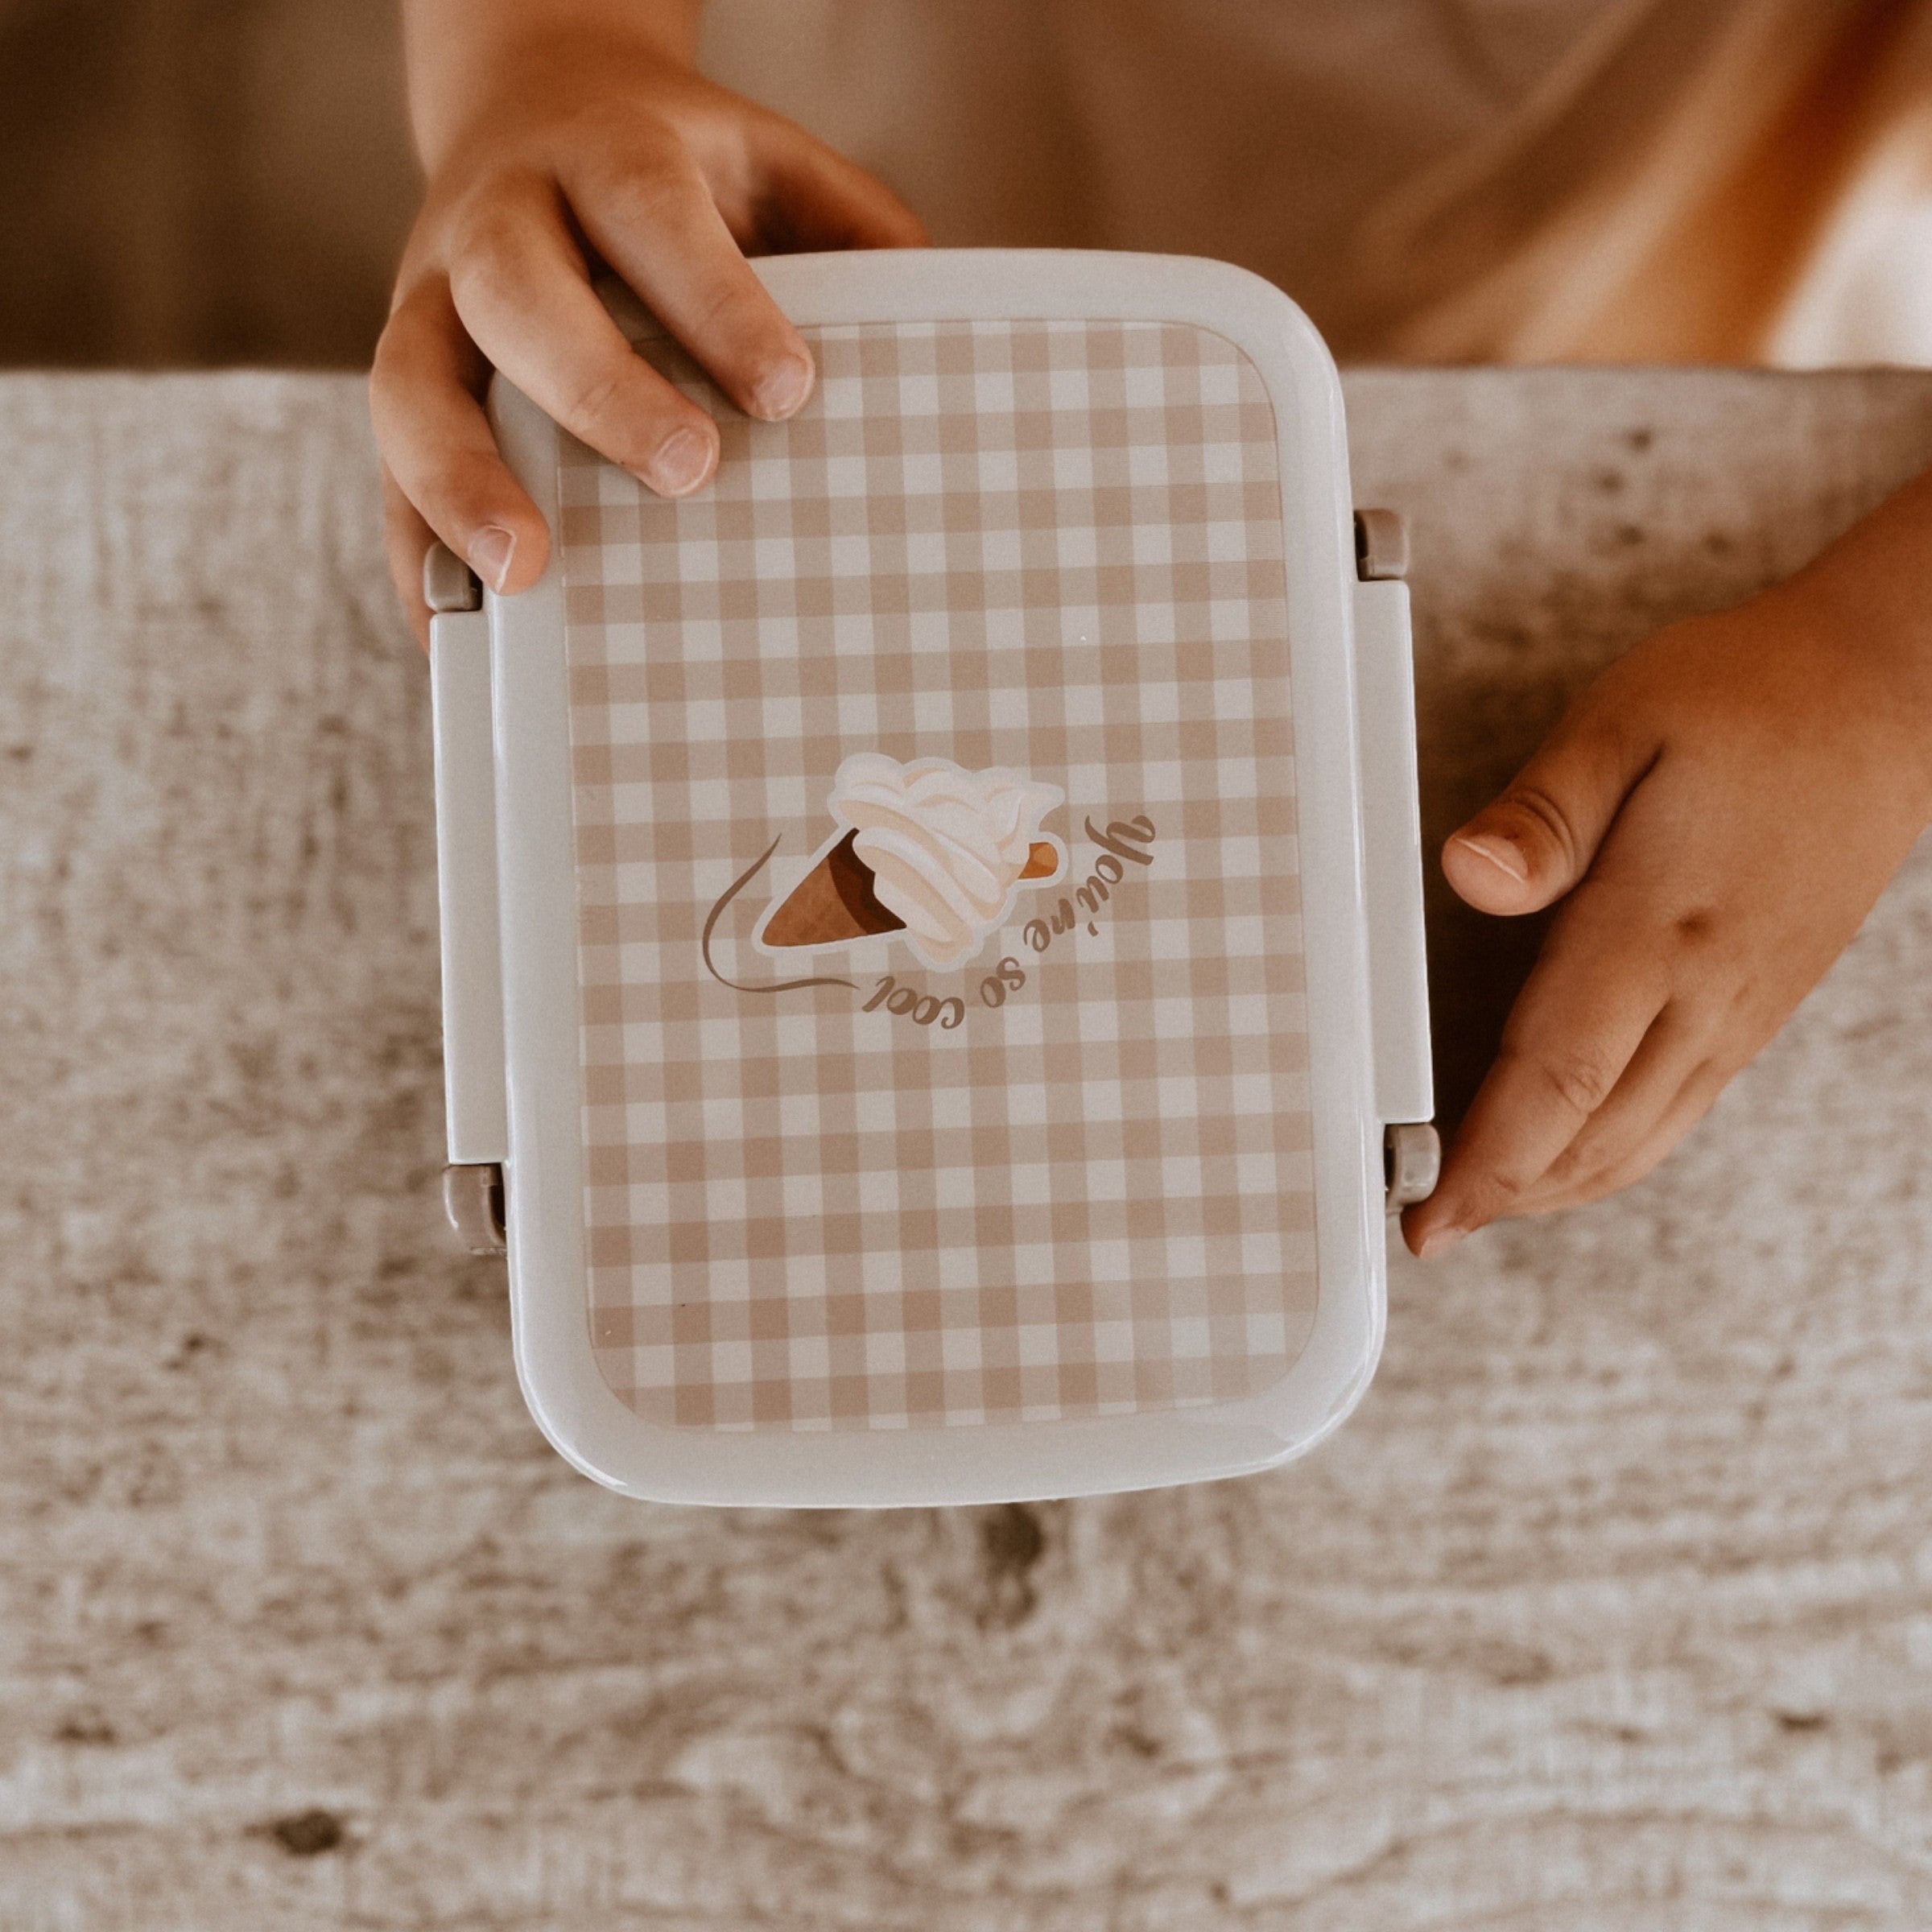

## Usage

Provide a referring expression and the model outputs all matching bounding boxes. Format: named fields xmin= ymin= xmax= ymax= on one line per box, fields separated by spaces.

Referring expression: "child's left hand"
xmin=1402 ymin=483 xmax=1932 ymax=1257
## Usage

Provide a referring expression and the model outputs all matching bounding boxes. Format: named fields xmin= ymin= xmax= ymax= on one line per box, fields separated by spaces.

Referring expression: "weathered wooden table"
xmin=5 ymin=369 xmax=1931 ymax=1930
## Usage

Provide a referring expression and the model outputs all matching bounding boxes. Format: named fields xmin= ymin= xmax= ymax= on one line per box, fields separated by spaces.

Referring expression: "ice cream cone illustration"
xmin=754 ymin=755 xmax=1067 ymax=970
xmin=758 ymin=828 xmax=907 ymax=948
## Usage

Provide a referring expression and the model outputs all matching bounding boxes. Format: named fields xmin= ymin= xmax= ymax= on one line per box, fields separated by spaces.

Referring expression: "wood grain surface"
xmin=3 ymin=369 xmax=1932 ymax=1930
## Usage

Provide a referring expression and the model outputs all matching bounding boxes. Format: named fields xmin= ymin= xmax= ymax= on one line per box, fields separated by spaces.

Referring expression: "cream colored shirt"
xmin=700 ymin=0 xmax=1932 ymax=365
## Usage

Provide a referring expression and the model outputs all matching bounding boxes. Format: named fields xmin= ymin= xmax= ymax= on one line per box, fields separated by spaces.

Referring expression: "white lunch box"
xmin=427 ymin=250 xmax=1435 ymax=1506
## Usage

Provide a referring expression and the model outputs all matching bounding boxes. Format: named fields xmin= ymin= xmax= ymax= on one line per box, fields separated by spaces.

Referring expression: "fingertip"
xmin=467 ymin=524 xmax=517 ymax=593
xmin=1443 ymin=827 xmax=1532 ymax=911
xmin=500 ymin=526 xmax=551 ymax=593
xmin=749 ymin=349 xmax=815 ymax=422
xmin=634 ymin=420 xmax=720 ymax=497
xmin=1397 ymin=1204 xmax=1429 ymax=1257
xmin=1401 ymin=1195 xmax=1472 ymax=1259
xmin=1449 ymin=824 xmax=1529 ymax=882
xmin=469 ymin=514 xmax=551 ymax=595
xmin=1443 ymin=805 xmax=1565 ymax=914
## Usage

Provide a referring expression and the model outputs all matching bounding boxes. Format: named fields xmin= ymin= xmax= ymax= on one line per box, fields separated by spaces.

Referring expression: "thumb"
xmin=1444 ymin=689 xmax=1655 ymax=915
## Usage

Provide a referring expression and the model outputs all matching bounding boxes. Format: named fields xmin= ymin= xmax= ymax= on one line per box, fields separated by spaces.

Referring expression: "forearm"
xmin=402 ymin=0 xmax=704 ymax=170
xmin=1736 ymin=464 xmax=1932 ymax=828
xmin=1784 ymin=466 xmax=1932 ymax=753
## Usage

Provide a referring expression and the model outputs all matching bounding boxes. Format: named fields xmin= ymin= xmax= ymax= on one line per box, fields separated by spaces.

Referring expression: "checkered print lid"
xmin=558 ymin=314 xmax=1317 ymax=1434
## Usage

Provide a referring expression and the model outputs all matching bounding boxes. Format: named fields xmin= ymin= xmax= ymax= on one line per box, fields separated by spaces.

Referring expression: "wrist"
xmin=1800 ymin=469 xmax=1932 ymax=797
xmin=1764 ymin=572 xmax=1932 ymax=826
xmin=402 ymin=0 xmax=702 ymax=171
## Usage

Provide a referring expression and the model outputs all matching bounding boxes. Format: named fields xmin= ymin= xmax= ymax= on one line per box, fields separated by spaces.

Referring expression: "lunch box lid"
xmin=431 ymin=250 xmax=1433 ymax=1505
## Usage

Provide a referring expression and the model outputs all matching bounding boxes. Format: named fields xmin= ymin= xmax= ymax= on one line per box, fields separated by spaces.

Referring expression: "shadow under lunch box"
xmin=428 ymin=250 xmax=1436 ymax=1507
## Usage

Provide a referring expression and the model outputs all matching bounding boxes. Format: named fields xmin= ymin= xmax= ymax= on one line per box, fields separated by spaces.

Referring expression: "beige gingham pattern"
xmin=558 ymin=319 xmax=1316 ymax=1431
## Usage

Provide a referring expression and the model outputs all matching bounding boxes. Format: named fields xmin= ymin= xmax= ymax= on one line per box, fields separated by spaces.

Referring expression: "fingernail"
xmin=646 ymin=427 xmax=715 ymax=497
xmin=469 ymin=525 xmax=516 ymax=592
xmin=752 ymin=354 xmax=813 ymax=420
xmin=1417 ymin=1224 xmax=1465 ymax=1261
xmin=1451 ymin=832 xmax=1529 ymax=883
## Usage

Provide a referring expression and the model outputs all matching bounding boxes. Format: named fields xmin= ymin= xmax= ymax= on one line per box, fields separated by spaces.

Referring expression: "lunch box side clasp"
xmin=427 ymin=541 xmax=510 ymax=1254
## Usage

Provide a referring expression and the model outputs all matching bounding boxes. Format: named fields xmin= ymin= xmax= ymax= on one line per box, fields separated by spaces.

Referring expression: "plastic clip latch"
xmin=1352 ymin=517 xmax=1434 ymax=1129
xmin=430 ymin=571 xmax=508 ymax=1168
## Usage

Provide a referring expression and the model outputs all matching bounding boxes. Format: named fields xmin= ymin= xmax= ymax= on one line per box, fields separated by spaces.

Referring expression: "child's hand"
xmin=1403 ymin=502 xmax=1932 ymax=1257
xmin=371 ymin=0 xmax=925 ymax=645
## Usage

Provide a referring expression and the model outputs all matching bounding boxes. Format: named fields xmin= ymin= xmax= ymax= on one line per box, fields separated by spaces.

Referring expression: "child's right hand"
xmin=371 ymin=0 xmax=926 ymax=645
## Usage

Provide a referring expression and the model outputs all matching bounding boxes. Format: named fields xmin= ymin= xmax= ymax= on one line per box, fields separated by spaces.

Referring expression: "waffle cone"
xmin=761 ymin=829 xmax=906 ymax=948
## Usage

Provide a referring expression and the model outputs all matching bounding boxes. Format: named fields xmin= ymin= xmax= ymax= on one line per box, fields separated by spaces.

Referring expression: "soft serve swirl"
xmin=830 ymin=754 xmax=1063 ymax=970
